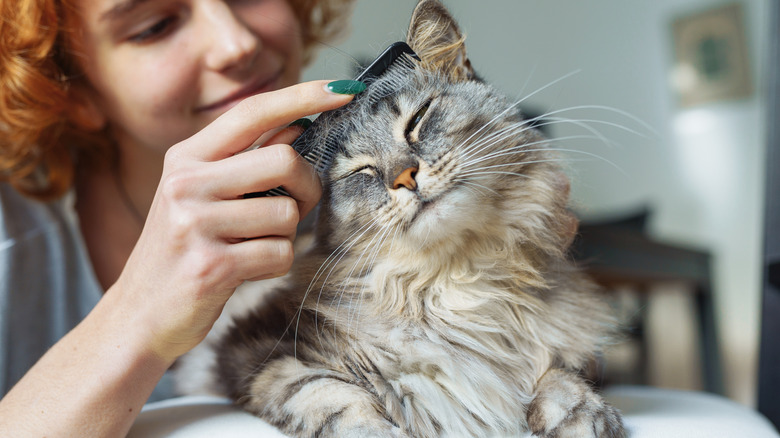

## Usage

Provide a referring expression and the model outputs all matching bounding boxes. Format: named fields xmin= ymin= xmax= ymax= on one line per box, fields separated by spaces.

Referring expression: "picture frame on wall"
xmin=671 ymin=3 xmax=753 ymax=107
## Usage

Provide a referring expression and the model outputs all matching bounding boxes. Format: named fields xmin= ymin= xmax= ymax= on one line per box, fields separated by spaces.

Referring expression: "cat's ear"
xmin=407 ymin=0 xmax=475 ymax=82
xmin=551 ymin=171 xmax=579 ymax=252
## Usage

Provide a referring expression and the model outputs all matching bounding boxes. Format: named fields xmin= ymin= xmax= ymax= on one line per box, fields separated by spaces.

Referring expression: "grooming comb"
xmin=244 ymin=42 xmax=419 ymax=198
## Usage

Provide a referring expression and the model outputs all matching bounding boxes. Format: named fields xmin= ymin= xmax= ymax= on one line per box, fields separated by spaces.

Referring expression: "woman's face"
xmin=69 ymin=0 xmax=304 ymax=153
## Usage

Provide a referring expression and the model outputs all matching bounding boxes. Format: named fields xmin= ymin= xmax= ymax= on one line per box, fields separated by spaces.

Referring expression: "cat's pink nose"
xmin=393 ymin=167 xmax=418 ymax=190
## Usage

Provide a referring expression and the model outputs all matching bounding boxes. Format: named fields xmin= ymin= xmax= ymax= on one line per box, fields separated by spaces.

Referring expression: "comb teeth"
xmin=293 ymin=53 xmax=419 ymax=176
xmin=243 ymin=42 xmax=419 ymax=199
xmin=289 ymin=121 xmax=341 ymax=173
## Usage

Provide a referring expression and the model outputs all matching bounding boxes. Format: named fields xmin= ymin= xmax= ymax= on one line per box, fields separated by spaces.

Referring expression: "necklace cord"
xmin=112 ymin=169 xmax=145 ymax=227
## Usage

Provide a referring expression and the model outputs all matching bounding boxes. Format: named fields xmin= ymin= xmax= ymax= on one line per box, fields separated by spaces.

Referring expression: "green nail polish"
xmin=327 ymin=80 xmax=367 ymax=95
xmin=288 ymin=118 xmax=313 ymax=130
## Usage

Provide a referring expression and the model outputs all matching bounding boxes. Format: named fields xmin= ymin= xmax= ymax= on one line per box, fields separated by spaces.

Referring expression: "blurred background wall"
xmin=303 ymin=0 xmax=771 ymax=406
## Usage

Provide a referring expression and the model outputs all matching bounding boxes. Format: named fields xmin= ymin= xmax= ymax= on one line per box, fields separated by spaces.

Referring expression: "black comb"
xmin=244 ymin=42 xmax=419 ymax=199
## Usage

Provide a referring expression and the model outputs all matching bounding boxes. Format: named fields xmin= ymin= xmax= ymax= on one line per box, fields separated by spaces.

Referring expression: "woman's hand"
xmin=112 ymin=80 xmax=356 ymax=363
xmin=0 ymin=80 xmax=357 ymax=438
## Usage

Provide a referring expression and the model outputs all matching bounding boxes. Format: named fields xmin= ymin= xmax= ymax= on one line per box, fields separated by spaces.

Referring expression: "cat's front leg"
xmin=527 ymin=368 xmax=625 ymax=438
xmin=241 ymin=358 xmax=409 ymax=438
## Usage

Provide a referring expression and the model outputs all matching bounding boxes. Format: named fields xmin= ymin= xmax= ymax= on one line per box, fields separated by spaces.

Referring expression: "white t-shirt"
xmin=0 ymin=183 xmax=173 ymax=401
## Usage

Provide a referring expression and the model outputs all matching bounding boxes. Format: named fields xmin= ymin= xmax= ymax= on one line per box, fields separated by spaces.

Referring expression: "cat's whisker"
xmin=534 ymin=115 xmax=645 ymax=143
xmin=316 ymin=217 xmax=382 ymax=312
xmin=306 ymin=219 xmax=375 ymax=307
xmin=507 ymin=69 xmax=583 ymax=110
xmin=340 ymin=220 xmax=396 ymax=336
xmin=535 ymin=147 xmax=626 ymax=175
xmin=458 ymin=170 xmax=532 ymax=182
xmin=450 ymin=101 xmax=532 ymax=161
xmin=298 ymin=218 xmax=381 ymax=353
xmin=459 ymin=125 xmax=551 ymax=165
xmin=454 ymin=69 xmax=583 ymax=154
xmin=459 ymin=122 xmax=535 ymax=163
xmin=311 ymin=234 xmax=372 ymax=349
xmin=460 ymin=135 xmax=600 ymax=169
xmin=528 ymin=116 xmax=619 ymax=150
xmin=308 ymin=220 xmax=376 ymax=296
xmin=454 ymin=96 xmax=555 ymax=159
xmin=458 ymin=180 xmax=501 ymax=196
xmin=460 ymin=100 xmax=651 ymax=165
xmin=329 ymin=215 xmax=399 ymax=344
xmin=457 ymin=109 xmax=575 ymax=162
xmin=534 ymin=104 xmax=658 ymax=138
xmin=519 ymin=103 xmax=653 ymax=153
xmin=463 ymin=157 xmax=591 ymax=174
xmin=461 ymin=136 xmax=615 ymax=172
xmin=315 ymin=220 xmax=378 ymax=360
xmin=516 ymin=64 xmax=539 ymax=104
xmin=347 ymin=223 xmax=401 ymax=343
xmin=459 ymin=167 xmax=570 ymax=181
xmin=462 ymin=149 xmax=625 ymax=176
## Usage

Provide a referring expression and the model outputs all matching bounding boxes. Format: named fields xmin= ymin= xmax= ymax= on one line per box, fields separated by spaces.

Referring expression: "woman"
xmin=0 ymin=0 xmax=360 ymax=435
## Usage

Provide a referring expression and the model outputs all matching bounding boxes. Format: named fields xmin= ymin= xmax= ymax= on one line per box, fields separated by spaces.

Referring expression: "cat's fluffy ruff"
xmin=177 ymin=1 xmax=626 ymax=437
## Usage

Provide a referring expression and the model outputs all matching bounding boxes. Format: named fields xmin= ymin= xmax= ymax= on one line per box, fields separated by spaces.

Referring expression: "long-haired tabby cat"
xmin=178 ymin=1 xmax=625 ymax=436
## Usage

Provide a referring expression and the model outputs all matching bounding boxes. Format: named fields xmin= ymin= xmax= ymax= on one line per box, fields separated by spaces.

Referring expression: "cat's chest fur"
xmin=302 ymin=260 xmax=552 ymax=436
xmin=346 ymin=317 xmax=536 ymax=435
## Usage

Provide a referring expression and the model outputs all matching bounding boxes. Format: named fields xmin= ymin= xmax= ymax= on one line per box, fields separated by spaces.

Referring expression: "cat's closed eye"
xmin=351 ymin=165 xmax=378 ymax=177
xmin=405 ymin=100 xmax=432 ymax=141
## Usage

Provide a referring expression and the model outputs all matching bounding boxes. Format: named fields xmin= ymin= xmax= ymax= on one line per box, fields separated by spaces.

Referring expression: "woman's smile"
xmin=196 ymin=70 xmax=284 ymax=113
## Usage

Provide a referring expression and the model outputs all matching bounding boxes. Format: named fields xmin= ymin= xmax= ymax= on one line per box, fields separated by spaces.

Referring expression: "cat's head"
xmin=311 ymin=0 xmax=577 ymax=268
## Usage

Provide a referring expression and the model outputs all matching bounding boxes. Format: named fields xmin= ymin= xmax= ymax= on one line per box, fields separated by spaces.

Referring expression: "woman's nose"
xmin=201 ymin=2 xmax=260 ymax=72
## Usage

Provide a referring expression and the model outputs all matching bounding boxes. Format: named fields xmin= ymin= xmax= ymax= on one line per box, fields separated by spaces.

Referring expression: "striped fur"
xmin=177 ymin=1 xmax=625 ymax=436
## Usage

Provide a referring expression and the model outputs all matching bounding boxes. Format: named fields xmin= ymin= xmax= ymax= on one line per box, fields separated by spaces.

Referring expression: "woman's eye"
xmin=405 ymin=100 xmax=431 ymax=138
xmin=128 ymin=16 xmax=178 ymax=43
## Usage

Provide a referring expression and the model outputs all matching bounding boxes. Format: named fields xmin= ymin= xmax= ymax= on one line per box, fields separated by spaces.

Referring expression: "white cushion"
xmin=604 ymin=386 xmax=779 ymax=438
xmin=128 ymin=396 xmax=286 ymax=438
xmin=129 ymin=386 xmax=779 ymax=437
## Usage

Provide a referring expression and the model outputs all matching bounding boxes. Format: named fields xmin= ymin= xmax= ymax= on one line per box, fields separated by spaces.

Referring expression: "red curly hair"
xmin=0 ymin=0 xmax=354 ymax=201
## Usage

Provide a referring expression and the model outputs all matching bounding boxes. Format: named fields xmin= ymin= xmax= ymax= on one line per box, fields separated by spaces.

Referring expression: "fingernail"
xmin=288 ymin=118 xmax=313 ymax=130
xmin=326 ymin=80 xmax=366 ymax=95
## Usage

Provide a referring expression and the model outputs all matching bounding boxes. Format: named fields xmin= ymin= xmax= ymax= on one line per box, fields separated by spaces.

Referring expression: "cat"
xmin=177 ymin=1 xmax=626 ymax=436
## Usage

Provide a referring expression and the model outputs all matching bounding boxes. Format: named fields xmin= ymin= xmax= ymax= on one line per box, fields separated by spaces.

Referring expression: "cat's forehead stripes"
xmin=367 ymin=96 xmax=402 ymax=119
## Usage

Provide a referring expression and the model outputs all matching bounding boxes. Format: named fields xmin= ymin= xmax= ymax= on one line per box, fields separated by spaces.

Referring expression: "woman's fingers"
xmin=261 ymin=122 xmax=309 ymax=148
xmin=226 ymin=237 xmax=295 ymax=282
xmin=186 ymin=80 xmax=353 ymax=161
xmin=131 ymin=80 xmax=352 ymax=316
xmin=210 ymin=196 xmax=299 ymax=241
xmin=204 ymin=143 xmax=322 ymax=218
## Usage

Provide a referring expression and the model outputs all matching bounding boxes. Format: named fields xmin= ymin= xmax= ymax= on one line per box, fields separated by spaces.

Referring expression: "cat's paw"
xmin=527 ymin=369 xmax=625 ymax=438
